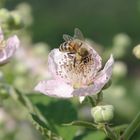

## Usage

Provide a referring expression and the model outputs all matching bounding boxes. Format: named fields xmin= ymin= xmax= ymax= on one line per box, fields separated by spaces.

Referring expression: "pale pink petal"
xmin=88 ymin=44 xmax=102 ymax=76
xmin=48 ymin=49 xmax=72 ymax=83
xmin=0 ymin=35 xmax=20 ymax=64
xmin=94 ymin=54 xmax=114 ymax=84
xmin=72 ymin=55 xmax=114 ymax=96
xmin=34 ymin=80 xmax=74 ymax=98
xmin=72 ymin=84 xmax=103 ymax=96
xmin=47 ymin=49 xmax=60 ymax=79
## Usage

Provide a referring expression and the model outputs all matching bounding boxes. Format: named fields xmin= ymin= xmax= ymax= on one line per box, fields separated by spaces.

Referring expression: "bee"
xmin=59 ymin=28 xmax=90 ymax=67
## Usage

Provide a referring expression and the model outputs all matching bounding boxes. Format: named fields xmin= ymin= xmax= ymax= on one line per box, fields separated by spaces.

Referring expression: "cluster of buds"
xmin=0 ymin=8 xmax=24 ymax=30
xmin=133 ymin=44 xmax=140 ymax=59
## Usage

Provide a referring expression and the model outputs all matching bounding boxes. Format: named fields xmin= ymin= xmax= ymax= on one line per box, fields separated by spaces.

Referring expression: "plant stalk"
xmin=120 ymin=111 xmax=140 ymax=140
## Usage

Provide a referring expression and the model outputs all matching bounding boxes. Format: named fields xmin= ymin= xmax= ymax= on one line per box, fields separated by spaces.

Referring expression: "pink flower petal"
xmin=94 ymin=54 xmax=114 ymax=85
xmin=89 ymin=45 xmax=102 ymax=76
xmin=72 ymin=84 xmax=103 ymax=96
xmin=72 ymin=55 xmax=114 ymax=96
xmin=34 ymin=80 xmax=74 ymax=98
xmin=0 ymin=35 xmax=20 ymax=64
xmin=48 ymin=49 xmax=62 ymax=79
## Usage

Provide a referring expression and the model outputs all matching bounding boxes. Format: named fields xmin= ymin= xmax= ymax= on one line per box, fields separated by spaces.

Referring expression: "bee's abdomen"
xmin=59 ymin=41 xmax=74 ymax=52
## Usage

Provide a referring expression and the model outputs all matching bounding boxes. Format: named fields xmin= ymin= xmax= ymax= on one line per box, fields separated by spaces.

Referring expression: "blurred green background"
xmin=0 ymin=0 xmax=140 ymax=140
xmin=4 ymin=0 xmax=140 ymax=47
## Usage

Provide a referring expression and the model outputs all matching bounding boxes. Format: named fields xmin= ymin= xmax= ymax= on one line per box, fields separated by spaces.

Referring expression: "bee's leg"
xmin=67 ymin=52 xmax=75 ymax=59
xmin=73 ymin=57 xmax=76 ymax=67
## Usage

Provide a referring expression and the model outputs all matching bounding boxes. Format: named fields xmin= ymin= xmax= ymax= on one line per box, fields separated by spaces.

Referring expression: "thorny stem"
xmin=120 ymin=111 xmax=140 ymax=140
xmin=104 ymin=124 xmax=118 ymax=140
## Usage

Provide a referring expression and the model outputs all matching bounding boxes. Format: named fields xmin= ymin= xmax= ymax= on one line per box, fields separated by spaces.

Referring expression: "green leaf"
xmin=78 ymin=131 xmax=106 ymax=140
xmin=28 ymin=94 xmax=78 ymax=124
xmin=28 ymin=94 xmax=78 ymax=139
xmin=57 ymin=125 xmax=77 ymax=140
xmin=63 ymin=120 xmax=97 ymax=130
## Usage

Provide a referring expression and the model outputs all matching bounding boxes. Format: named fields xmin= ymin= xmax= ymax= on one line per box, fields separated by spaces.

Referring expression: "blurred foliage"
xmin=0 ymin=0 xmax=140 ymax=140
xmin=3 ymin=0 xmax=140 ymax=47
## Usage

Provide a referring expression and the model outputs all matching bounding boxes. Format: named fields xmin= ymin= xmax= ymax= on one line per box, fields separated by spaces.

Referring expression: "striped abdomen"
xmin=59 ymin=41 xmax=77 ymax=53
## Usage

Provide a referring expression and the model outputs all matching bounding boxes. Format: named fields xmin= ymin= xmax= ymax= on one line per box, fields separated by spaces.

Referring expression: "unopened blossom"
xmin=35 ymin=30 xmax=114 ymax=98
xmin=0 ymin=27 xmax=20 ymax=65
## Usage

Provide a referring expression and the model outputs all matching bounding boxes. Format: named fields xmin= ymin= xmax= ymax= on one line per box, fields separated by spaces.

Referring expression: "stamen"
xmin=56 ymin=50 xmax=95 ymax=87
xmin=0 ymin=40 xmax=6 ymax=50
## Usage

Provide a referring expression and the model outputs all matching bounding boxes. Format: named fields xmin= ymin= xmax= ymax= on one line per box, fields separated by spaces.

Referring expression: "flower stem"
xmin=104 ymin=124 xmax=118 ymax=140
xmin=96 ymin=91 xmax=103 ymax=105
xmin=121 ymin=111 xmax=140 ymax=140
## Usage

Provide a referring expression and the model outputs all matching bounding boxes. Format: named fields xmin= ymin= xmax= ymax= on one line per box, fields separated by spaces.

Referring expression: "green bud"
xmin=113 ymin=61 xmax=127 ymax=78
xmin=113 ymin=33 xmax=131 ymax=47
xmin=91 ymin=105 xmax=114 ymax=123
xmin=14 ymin=62 xmax=27 ymax=74
xmin=8 ymin=11 xmax=24 ymax=29
xmin=113 ymin=33 xmax=131 ymax=58
xmin=133 ymin=44 xmax=140 ymax=59
xmin=0 ymin=8 xmax=11 ymax=22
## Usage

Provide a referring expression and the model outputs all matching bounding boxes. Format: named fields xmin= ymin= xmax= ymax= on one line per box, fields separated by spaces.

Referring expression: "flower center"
xmin=0 ymin=40 xmax=6 ymax=51
xmin=56 ymin=49 xmax=95 ymax=88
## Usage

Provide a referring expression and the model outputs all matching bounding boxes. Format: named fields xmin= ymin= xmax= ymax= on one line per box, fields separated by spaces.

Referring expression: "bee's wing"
xmin=74 ymin=28 xmax=85 ymax=40
xmin=63 ymin=34 xmax=73 ymax=41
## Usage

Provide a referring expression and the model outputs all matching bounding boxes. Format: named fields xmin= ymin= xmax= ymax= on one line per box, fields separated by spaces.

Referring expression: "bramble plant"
xmin=0 ymin=3 xmax=140 ymax=140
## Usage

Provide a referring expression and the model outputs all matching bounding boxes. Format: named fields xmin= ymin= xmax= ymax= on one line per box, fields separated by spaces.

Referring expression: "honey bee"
xmin=59 ymin=28 xmax=90 ymax=67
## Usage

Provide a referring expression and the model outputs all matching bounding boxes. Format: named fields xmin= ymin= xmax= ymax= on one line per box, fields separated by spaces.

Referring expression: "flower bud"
xmin=0 ymin=8 xmax=11 ymax=22
xmin=113 ymin=33 xmax=131 ymax=48
xmin=91 ymin=105 xmax=114 ymax=123
xmin=113 ymin=61 xmax=127 ymax=79
xmin=8 ymin=11 xmax=24 ymax=29
xmin=113 ymin=33 xmax=131 ymax=58
xmin=133 ymin=44 xmax=140 ymax=59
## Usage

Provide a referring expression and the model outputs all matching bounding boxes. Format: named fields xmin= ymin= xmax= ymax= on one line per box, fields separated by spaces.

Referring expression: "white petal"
xmin=0 ymin=35 xmax=20 ymax=64
xmin=94 ymin=54 xmax=114 ymax=84
xmin=79 ymin=96 xmax=86 ymax=103
xmin=72 ymin=84 xmax=103 ymax=96
xmin=48 ymin=49 xmax=71 ymax=83
xmin=34 ymin=79 xmax=74 ymax=98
